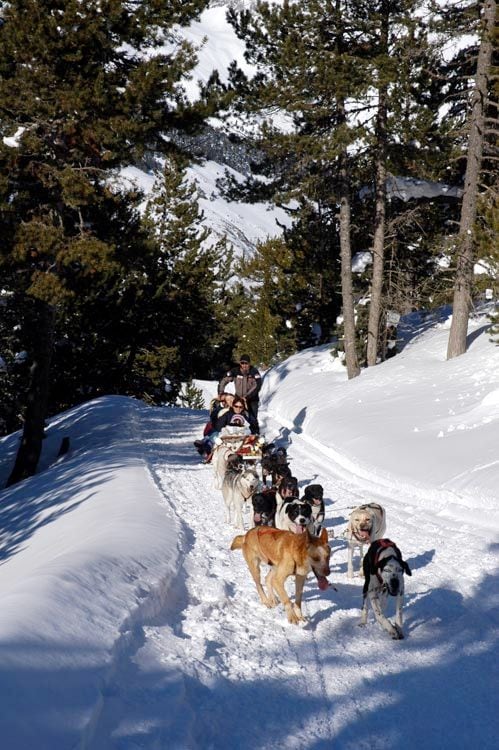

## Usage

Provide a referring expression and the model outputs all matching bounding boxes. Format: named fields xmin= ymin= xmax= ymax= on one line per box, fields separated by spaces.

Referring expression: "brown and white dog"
xmin=360 ymin=539 xmax=412 ymax=639
xmin=230 ymin=527 xmax=331 ymax=624
xmin=345 ymin=502 xmax=386 ymax=578
xmin=222 ymin=465 xmax=260 ymax=530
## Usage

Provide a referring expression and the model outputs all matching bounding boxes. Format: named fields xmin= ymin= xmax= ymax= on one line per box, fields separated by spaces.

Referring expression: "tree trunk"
xmin=339 ymin=150 xmax=361 ymax=380
xmin=7 ymin=301 xmax=56 ymax=486
xmin=366 ymin=148 xmax=387 ymax=366
xmin=367 ymin=8 xmax=389 ymax=367
xmin=447 ymin=0 xmax=496 ymax=359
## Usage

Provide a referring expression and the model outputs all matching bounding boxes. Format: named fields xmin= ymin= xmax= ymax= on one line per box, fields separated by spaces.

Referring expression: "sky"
xmin=0 ymin=306 xmax=497 ymax=750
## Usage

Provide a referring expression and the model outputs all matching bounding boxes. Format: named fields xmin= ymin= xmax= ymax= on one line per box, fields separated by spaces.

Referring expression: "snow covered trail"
xmin=87 ymin=406 xmax=498 ymax=750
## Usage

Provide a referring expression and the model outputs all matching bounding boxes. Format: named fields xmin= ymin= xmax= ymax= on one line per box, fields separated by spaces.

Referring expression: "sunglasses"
xmin=233 ymin=404 xmax=244 ymax=409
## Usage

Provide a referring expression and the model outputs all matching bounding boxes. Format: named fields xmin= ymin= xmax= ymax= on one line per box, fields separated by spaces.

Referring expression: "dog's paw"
xmin=259 ymin=595 xmax=274 ymax=609
xmin=391 ymin=624 xmax=404 ymax=640
xmin=292 ymin=604 xmax=307 ymax=623
xmin=284 ymin=603 xmax=305 ymax=625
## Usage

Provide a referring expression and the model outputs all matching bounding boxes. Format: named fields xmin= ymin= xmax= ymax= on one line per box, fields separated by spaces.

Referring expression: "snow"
xmin=180 ymin=6 xmax=255 ymax=102
xmin=0 ymin=310 xmax=498 ymax=749
xmin=112 ymin=7 xmax=293 ymax=260
xmin=3 ymin=126 xmax=26 ymax=148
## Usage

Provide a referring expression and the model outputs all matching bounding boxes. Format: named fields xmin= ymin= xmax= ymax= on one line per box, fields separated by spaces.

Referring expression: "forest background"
xmin=0 ymin=0 xmax=497 ymax=482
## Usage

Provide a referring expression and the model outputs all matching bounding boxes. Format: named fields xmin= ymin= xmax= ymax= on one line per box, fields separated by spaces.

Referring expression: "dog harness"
xmin=255 ymin=526 xmax=281 ymax=565
xmin=374 ymin=538 xmax=397 ymax=563
xmin=363 ymin=539 xmax=400 ymax=593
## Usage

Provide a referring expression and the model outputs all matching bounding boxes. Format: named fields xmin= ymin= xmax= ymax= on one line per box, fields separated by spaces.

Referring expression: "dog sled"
xmin=219 ymin=433 xmax=263 ymax=459
xmin=216 ymin=432 xmax=265 ymax=479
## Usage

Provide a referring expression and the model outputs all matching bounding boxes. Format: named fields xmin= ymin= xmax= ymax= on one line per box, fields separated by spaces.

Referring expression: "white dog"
xmin=360 ymin=539 xmax=412 ymax=639
xmin=222 ymin=466 xmax=260 ymax=530
xmin=345 ymin=502 xmax=386 ymax=578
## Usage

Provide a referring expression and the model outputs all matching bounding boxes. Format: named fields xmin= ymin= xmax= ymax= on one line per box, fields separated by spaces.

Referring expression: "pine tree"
xmin=236 ymin=237 xmax=297 ymax=365
xmin=228 ymin=0 xmax=456 ymax=374
xmin=228 ymin=0 xmax=373 ymax=377
xmin=141 ymin=158 xmax=224 ymax=384
xmin=0 ymin=0 xmax=210 ymax=483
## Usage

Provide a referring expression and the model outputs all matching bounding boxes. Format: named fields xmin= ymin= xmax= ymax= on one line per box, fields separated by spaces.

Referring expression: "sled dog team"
xmin=210 ymin=441 xmax=412 ymax=639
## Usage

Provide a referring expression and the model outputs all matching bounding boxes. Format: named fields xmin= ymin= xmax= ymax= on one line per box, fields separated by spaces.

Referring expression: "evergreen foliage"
xmin=0 ymin=0 xmax=212 ymax=475
xmin=0 ymin=0 xmax=496 ymax=448
xmin=141 ymin=158 xmax=225 ymax=386
xmin=179 ymin=380 xmax=205 ymax=410
xmin=227 ymin=0 xmax=464 ymax=364
xmin=235 ymin=237 xmax=296 ymax=366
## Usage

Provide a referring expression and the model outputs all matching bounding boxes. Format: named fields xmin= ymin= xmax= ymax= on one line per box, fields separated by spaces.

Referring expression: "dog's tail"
xmin=230 ymin=535 xmax=244 ymax=551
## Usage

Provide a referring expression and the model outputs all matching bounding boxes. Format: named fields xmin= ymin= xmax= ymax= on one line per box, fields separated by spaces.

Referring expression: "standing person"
xmin=218 ymin=355 xmax=262 ymax=432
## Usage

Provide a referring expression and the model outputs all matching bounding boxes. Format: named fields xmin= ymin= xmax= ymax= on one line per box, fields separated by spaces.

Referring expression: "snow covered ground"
xmin=0 ymin=309 xmax=497 ymax=749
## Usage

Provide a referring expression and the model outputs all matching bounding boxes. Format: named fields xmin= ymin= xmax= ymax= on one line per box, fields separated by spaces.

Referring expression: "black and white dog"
xmin=302 ymin=484 xmax=325 ymax=535
xmin=275 ymin=498 xmax=315 ymax=534
xmin=251 ymin=490 xmax=277 ymax=527
xmin=360 ymin=539 xmax=412 ymax=640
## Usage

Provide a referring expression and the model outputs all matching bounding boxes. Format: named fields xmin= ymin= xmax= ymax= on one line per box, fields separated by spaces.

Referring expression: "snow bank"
xmin=0 ymin=398 xmax=181 ymax=750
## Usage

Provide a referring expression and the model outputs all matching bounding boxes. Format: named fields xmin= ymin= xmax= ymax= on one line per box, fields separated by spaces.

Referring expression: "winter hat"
xmin=224 ymin=381 xmax=236 ymax=395
xmin=239 ymin=354 xmax=250 ymax=363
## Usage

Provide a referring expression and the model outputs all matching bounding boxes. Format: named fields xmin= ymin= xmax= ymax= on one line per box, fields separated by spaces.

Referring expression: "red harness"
xmin=255 ymin=526 xmax=284 ymax=565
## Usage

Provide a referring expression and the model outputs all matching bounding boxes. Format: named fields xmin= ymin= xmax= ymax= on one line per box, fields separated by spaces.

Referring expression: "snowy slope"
xmin=0 ymin=312 xmax=497 ymax=749
xmin=117 ymin=4 xmax=292 ymax=259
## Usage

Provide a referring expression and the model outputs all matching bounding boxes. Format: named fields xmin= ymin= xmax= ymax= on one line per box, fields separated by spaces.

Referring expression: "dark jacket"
xmin=209 ymin=399 xmax=229 ymax=424
xmin=218 ymin=365 xmax=262 ymax=403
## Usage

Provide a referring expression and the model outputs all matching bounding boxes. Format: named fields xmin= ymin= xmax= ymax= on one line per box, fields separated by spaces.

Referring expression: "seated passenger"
xmin=215 ymin=397 xmax=258 ymax=435
xmin=194 ymin=392 xmax=234 ymax=457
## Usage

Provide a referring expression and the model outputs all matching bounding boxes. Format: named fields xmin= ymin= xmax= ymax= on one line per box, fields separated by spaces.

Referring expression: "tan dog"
xmin=345 ymin=502 xmax=386 ymax=578
xmin=230 ymin=527 xmax=331 ymax=624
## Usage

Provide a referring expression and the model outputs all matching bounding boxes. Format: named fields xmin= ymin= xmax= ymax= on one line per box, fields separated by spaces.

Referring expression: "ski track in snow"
xmin=86 ymin=408 xmax=499 ymax=750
